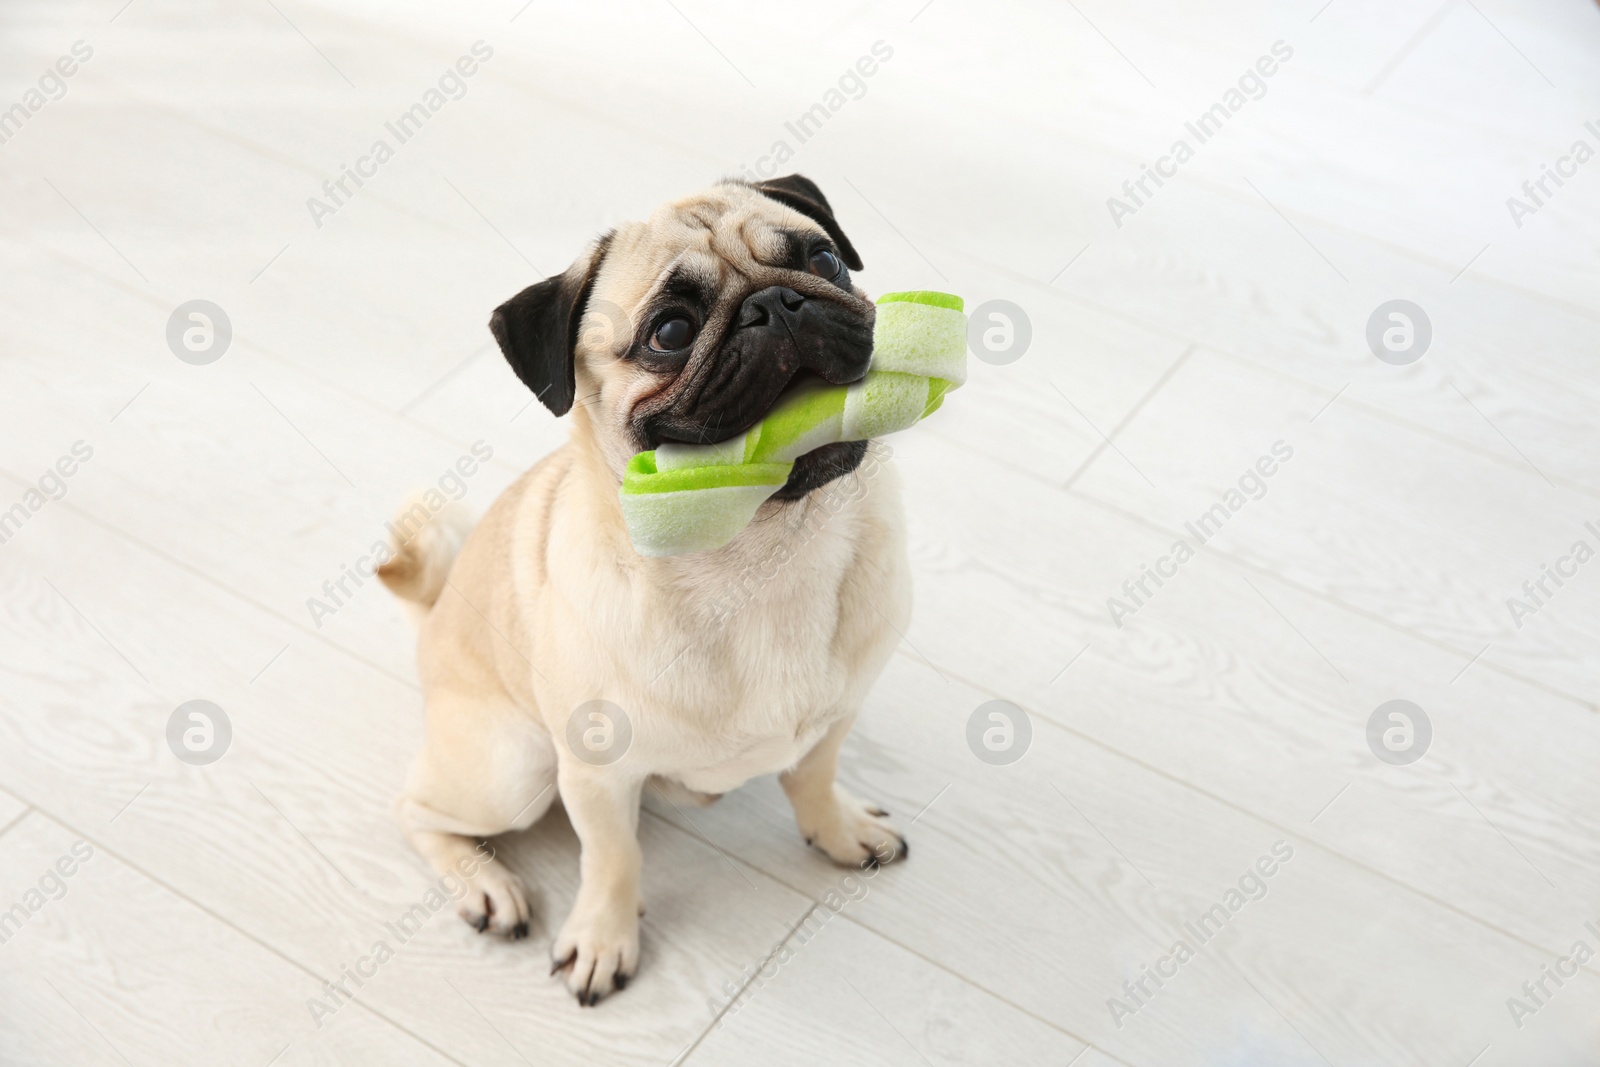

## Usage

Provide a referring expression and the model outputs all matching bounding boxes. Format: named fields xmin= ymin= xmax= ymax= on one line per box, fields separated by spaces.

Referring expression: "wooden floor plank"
xmin=889 ymin=428 xmax=1600 ymax=950
xmin=0 ymin=487 xmax=1077 ymax=1065
xmin=6 ymin=0 xmax=1598 ymax=495
xmin=1063 ymin=347 xmax=1600 ymax=707
xmin=646 ymin=655 xmax=1600 ymax=1067
xmin=0 ymin=788 xmax=30 ymax=839
xmin=688 ymin=910 xmax=1089 ymax=1067
xmin=4 ymin=0 xmax=1599 ymax=1063
xmin=0 ymin=810 xmax=461 ymax=1066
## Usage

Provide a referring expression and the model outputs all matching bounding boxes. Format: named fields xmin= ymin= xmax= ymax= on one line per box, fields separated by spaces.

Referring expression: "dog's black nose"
xmin=737 ymin=286 xmax=806 ymax=329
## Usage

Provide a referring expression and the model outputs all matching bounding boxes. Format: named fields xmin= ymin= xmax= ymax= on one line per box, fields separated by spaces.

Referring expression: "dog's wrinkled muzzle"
xmin=619 ymin=291 xmax=967 ymax=557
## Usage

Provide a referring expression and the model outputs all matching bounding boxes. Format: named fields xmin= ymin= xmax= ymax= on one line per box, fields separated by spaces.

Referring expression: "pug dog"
xmin=379 ymin=175 xmax=910 ymax=1006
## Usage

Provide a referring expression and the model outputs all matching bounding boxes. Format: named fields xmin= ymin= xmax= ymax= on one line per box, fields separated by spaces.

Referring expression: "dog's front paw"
xmin=799 ymin=787 xmax=908 ymax=869
xmin=550 ymin=899 xmax=640 ymax=1006
xmin=457 ymin=856 xmax=531 ymax=939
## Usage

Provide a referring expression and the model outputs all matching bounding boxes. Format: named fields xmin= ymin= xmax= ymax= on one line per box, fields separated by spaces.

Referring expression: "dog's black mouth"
xmin=770 ymin=440 xmax=868 ymax=501
xmin=638 ymin=289 xmax=876 ymax=451
xmin=645 ymin=368 xmax=856 ymax=451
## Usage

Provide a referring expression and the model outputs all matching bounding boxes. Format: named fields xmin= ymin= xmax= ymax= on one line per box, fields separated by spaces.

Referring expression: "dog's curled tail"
xmin=376 ymin=493 xmax=474 ymax=614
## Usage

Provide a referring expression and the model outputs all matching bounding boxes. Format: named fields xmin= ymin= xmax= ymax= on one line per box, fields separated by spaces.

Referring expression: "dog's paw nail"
xmin=472 ymin=914 xmax=489 ymax=933
xmin=511 ymin=921 xmax=529 ymax=939
xmin=614 ymin=972 xmax=629 ymax=991
xmin=898 ymin=837 xmax=909 ymax=860
xmin=867 ymin=807 xmax=889 ymax=817
xmin=804 ymin=837 xmax=814 ymax=847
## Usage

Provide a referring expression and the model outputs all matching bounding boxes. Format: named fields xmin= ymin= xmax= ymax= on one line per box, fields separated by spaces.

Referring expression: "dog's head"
xmin=489 ymin=175 xmax=876 ymax=501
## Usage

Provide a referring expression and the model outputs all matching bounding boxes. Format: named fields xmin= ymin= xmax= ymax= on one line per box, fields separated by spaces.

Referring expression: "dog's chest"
xmin=627 ymin=513 xmax=876 ymax=786
xmin=652 ymin=573 xmax=851 ymax=779
xmin=535 ymin=469 xmax=906 ymax=789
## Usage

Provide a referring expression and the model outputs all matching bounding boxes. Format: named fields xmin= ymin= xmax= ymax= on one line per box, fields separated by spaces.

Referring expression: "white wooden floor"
xmin=3 ymin=0 xmax=1599 ymax=1063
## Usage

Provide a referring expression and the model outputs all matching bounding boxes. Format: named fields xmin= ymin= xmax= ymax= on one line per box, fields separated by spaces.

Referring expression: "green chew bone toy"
xmin=619 ymin=291 xmax=966 ymax=556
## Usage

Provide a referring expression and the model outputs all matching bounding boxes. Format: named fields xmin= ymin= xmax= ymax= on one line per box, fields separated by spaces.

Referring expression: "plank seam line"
xmin=910 ymin=427 xmax=1597 ymax=715
xmin=7 ymin=797 xmax=475 ymax=1067
xmin=670 ymin=901 xmax=830 ymax=1067
xmin=0 ymin=224 xmax=533 ymax=486
xmin=1198 ymin=342 xmax=1600 ymax=502
xmin=5 ymin=458 xmax=1587 ymax=961
xmin=640 ymin=807 xmax=1130 ymax=1067
xmin=1062 ymin=343 xmax=1197 ymax=493
xmin=0 ymin=465 xmax=424 ymax=697
xmin=8 ymin=455 xmax=1587 ymax=989
xmin=70 ymin=7 xmax=1600 ymax=329
xmin=1067 ymin=487 xmax=1598 ymax=713
xmin=9 ymin=218 xmax=1592 ymax=507
xmin=891 ymin=645 xmax=1599 ymax=971
xmin=0 ymin=805 xmax=35 ymax=843
xmin=938 ymin=239 xmax=1600 ymax=501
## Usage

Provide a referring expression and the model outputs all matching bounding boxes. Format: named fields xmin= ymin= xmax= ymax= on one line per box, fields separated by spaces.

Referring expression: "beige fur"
xmin=380 ymin=182 xmax=910 ymax=1005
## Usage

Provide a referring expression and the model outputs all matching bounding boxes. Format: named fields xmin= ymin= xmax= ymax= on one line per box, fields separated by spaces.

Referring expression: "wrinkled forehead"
xmin=591 ymin=185 xmax=825 ymax=318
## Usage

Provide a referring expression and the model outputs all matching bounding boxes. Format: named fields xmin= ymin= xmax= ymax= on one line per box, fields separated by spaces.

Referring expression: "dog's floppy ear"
xmin=751 ymin=174 xmax=863 ymax=271
xmin=488 ymin=232 xmax=613 ymax=417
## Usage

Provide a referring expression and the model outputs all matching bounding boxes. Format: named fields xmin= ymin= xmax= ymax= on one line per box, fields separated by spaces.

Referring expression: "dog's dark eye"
xmin=650 ymin=316 xmax=696 ymax=352
xmin=808 ymin=249 xmax=842 ymax=281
